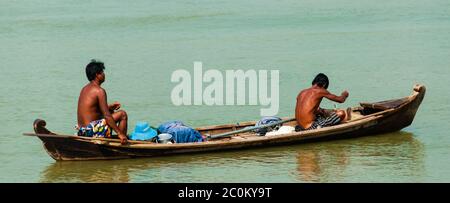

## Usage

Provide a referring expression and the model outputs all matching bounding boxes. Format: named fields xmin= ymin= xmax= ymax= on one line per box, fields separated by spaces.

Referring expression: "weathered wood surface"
xmin=23 ymin=85 xmax=426 ymax=161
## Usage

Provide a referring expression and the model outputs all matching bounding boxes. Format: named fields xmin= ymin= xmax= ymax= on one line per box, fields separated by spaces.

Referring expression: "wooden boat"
xmin=24 ymin=85 xmax=426 ymax=161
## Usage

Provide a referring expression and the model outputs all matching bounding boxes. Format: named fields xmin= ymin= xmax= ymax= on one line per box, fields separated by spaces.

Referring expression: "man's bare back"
xmin=77 ymin=83 xmax=104 ymax=127
xmin=295 ymin=87 xmax=326 ymax=129
xmin=295 ymin=73 xmax=350 ymax=130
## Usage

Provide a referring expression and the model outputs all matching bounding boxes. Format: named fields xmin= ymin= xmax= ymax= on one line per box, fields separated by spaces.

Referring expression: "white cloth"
xmin=265 ymin=126 xmax=295 ymax=136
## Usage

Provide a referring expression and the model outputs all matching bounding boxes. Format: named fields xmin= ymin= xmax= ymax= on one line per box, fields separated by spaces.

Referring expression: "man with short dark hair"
xmin=295 ymin=73 xmax=351 ymax=131
xmin=77 ymin=59 xmax=128 ymax=144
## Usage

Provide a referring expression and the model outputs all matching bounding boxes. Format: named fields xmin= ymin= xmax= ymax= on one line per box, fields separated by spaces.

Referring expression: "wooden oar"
xmin=206 ymin=117 xmax=296 ymax=140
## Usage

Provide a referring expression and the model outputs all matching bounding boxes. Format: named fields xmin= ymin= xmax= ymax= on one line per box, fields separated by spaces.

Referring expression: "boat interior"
xmin=196 ymin=97 xmax=411 ymax=142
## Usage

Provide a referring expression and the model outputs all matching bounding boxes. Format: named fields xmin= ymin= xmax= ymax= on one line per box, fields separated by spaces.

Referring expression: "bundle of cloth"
xmin=253 ymin=116 xmax=295 ymax=136
xmin=254 ymin=116 xmax=283 ymax=136
xmin=157 ymin=121 xmax=203 ymax=143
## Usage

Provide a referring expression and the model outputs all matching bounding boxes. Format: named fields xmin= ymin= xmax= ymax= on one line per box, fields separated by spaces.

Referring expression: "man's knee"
xmin=118 ymin=110 xmax=128 ymax=120
xmin=336 ymin=110 xmax=346 ymax=120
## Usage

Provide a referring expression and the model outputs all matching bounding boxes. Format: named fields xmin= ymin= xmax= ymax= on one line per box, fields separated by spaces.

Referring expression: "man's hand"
xmin=341 ymin=90 xmax=349 ymax=98
xmin=118 ymin=133 xmax=128 ymax=145
xmin=109 ymin=101 xmax=121 ymax=111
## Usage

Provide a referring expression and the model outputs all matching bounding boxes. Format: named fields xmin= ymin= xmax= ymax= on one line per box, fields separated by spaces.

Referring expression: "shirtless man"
xmin=77 ymin=60 xmax=128 ymax=144
xmin=295 ymin=73 xmax=351 ymax=131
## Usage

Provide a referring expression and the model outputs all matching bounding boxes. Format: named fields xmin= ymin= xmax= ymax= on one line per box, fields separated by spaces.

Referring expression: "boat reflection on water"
xmin=40 ymin=131 xmax=424 ymax=182
xmin=40 ymin=154 xmax=211 ymax=182
xmin=296 ymin=131 xmax=425 ymax=182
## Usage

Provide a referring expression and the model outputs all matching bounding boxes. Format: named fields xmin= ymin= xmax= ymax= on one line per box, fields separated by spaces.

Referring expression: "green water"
xmin=1 ymin=0 xmax=449 ymax=182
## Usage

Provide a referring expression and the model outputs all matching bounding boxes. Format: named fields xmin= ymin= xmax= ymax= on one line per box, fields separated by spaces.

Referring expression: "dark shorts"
xmin=295 ymin=112 xmax=341 ymax=131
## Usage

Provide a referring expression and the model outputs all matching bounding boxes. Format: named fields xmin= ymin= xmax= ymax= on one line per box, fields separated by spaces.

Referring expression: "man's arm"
xmin=323 ymin=90 xmax=349 ymax=103
xmin=108 ymin=102 xmax=121 ymax=112
xmin=97 ymin=89 xmax=128 ymax=144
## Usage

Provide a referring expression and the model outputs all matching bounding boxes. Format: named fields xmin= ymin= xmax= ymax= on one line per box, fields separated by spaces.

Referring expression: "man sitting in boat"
xmin=77 ymin=60 xmax=128 ymax=144
xmin=295 ymin=73 xmax=351 ymax=131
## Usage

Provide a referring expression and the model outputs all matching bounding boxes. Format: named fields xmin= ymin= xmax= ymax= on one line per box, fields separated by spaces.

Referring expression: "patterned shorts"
xmin=77 ymin=119 xmax=112 ymax=138
xmin=295 ymin=112 xmax=341 ymax=131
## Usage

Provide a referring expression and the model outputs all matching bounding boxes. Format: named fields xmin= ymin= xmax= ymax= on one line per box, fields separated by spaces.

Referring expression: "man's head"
xmin=86 ymin=59 xmax=105 ymax=83
xmin=312 ymin=73 xmax=329 ymax=89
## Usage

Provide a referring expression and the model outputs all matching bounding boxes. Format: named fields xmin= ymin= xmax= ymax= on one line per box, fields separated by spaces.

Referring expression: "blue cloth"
xmin=254 ymin=116 xmax=282 ymax=136
xmin=157 ymin=121 xmax=185 ymax=133
xmin=157 ymin=121 xmax=203 ymax=143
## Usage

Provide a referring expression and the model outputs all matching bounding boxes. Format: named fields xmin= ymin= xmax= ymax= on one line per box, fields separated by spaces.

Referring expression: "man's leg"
xmin=335 ymin=108 xmax=351 ymax=122
xmin=320 ymin=109 xmax=334 ymax=117
xmin=336 ymin=110 xmax=346 ymax=121
xmin=112 ymin=110 xmax=128 ymax=135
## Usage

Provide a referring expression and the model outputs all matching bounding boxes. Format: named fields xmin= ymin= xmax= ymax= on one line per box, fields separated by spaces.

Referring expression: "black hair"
xmin=312 ymin=73 xmax=329 ymax=89
xmin=85 ymin=59 xmax=105 ymax=81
